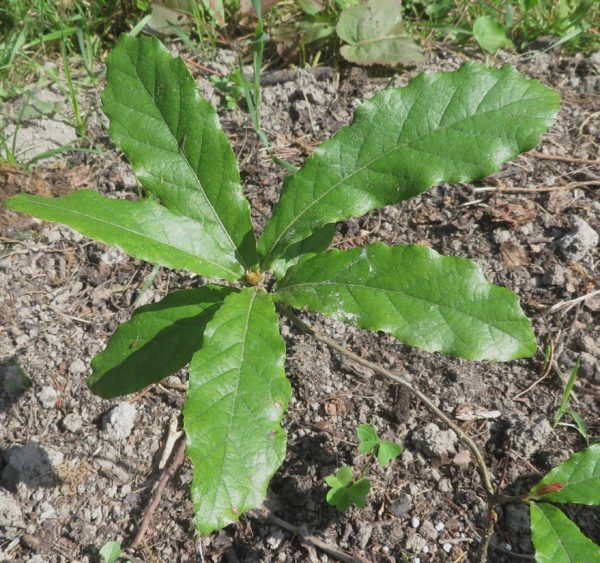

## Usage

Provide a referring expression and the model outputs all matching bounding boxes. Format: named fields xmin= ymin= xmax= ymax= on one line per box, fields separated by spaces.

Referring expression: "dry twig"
xmin=527 ymin=151 xmax=600 ymax=165
xmin=255 ymin=508 xmax=363 ymax=563
xmin=473 ymin=180 xmax=599 ymax=194
xmin=132 ymin=435 xmax=187 ymax=549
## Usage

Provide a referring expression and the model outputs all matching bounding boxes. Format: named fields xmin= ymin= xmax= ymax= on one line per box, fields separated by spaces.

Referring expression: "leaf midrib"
xmin=18 ymin=196 xmax=239 ymax=279
xmin=265 ymin=83 xmax=548 ymax=260
xmin=279 ymin=278 xmax=521 ymax=342
xmin=213 ymin=289 xmax=257 ymax=510
xmin=116 ymin=50 xmax=248 ymax=270
xmin=535 ymin=505 xmax=571 ymax=561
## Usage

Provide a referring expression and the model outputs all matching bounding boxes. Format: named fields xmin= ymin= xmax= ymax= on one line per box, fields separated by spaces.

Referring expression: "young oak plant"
xmin=5 ymin=34 xmax=561 ymax=535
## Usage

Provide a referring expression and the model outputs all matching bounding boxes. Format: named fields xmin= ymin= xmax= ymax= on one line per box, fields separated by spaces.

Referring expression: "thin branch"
xmin=132 ymin=435 xmax=187 ymax=549
xmin=527 ymin=151 xmax=600 ymax=166
xmin=473 ymin=180 xmax=598 ymax=194
xmin=254 ymin=507 xmax=363 ymax=563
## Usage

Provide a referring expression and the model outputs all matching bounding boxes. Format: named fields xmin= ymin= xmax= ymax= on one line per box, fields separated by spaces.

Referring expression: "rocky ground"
xmin=0 ymin=42 xmax=599 ymax=562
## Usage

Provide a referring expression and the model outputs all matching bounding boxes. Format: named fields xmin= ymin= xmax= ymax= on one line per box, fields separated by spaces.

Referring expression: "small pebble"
xmin=410 ymin=516 xmax=421 ymax=529
xmin=422 ymin=545 xmax=429 ymax=553
xmin=442 ymin=543 xmax=452 ymax=553
xmin=69 ymin=359 xmax=87 ymax=375
xmin=62 ymin=413 xmax=83 ymax=433
xmin=505 ymin=544 xmax=513 ymax=551
xmin=435 ymin=522 xmax=445 ymax=532
xmin=38 ymin=386 xmax=59 ymax=409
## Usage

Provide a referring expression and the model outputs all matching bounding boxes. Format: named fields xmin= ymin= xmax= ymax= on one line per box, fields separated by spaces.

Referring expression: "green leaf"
xmin=473 ymin=16 xmax=514 ymax=53
xmin=325 ymin=467 xmax=371 ymax=512
xmin=377 ymin=440 xmax=402 ymax=468
xmin=99 ymin=541 xmax=121 ymax=563
xmin=102 ymin=34 xmax=257 ymax=271
xmin=258 ymin=63 xmax=559 ymax=265
xmin=530 ymin=444 xmax=600 ymax=505
xmin=553 ymin=359 xmax=580 ymax=427
xmin=277 ymin=243 xmax=536 ymax=361
xmin=4 ymin=191 xmax=243 ymax=280
xmin=357 ymin=424 xmax=379 ymax=455
xmin=271 ymin=223 xmax=336 ymax=280
xmin=530 ymin=503 xmax=600 ymax=562
xmin=325 ymin=465 xmax=353 ymax=489
xmin=183 ymin=288 xmax=291 ymax=534
xmin=88 ymin=285 xmax=235 ymax=398
xmin=336 ymin=0 xmax=423 ymax=66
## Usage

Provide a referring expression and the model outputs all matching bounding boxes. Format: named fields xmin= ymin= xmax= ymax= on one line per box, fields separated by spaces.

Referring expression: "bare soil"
xmin=1 ymin=44 xmax=599 ymax=563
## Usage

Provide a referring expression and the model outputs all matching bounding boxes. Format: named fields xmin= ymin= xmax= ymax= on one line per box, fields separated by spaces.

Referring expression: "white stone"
xmin=0 ymin=490 xmax=24 ymax=528
xmin=38 ymin=501 xmax=56 ymax=522
xmin=102 ymin=402 xmax=137 ymax=440
xmin=69 ymin=359 xmax=87 ymax=375
xmin=62 ymin=413 xmax=83 ymax=433
xmin=410 ymin=516 xmax=421 ymax=529
xmin=442 ymin=543 xmax=452 ymax=553
xmin=38 ymin=386 xmax=59 ymax=409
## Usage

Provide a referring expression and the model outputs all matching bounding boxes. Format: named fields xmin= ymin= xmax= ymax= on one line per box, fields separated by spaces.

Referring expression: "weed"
xmin=325 ymin=424 xmax=402 ymax=511
xmin=553 ymin=359 xmax=589 ymax=445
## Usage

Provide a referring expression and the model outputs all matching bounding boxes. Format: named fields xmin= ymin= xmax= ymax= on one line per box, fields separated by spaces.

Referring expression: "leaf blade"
xmin=259 ymin=63 xmax=560 ymax=264
xmin=276 ymin=243 xmax=536 ymax=361
xmin=88 ymin=285 xmax=235 ymax=398
xmin=102 ymin=34 xmax=257 ymax=269
xmin=183 ymin=288 xmax=291 ymax=534
xmin=530 ymin=444 xmax=600 ymax=505
xmin=4 ymin=191 xmax=243 ymax=280
xmin=336 ymin=0 xmax=423 ymax=66
xmin=530 ymin=503 xmax=600 ymax=562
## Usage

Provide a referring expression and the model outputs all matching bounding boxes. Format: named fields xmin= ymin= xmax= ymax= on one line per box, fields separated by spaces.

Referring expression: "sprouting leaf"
xmin=276 ymin=243 xmax=536 ymax=361
xmin=258 ymin=63 xmax=560 ymax=265
xmin=531 ymin=482 xmax=563 ymax=497
xmin=184 ymin=288 xmax=291 ymax=534
xmin=99 ymin=541 xmax=121 ymax=563
xmin=325 ymin=465 xmax=353 ymax=489
xmin=377 ymin=440 xmax=402 ymax=468
xmin=325 ymin=467 xmax=371 ymax=511
xmin=102 ymin=34 xmax=257 ymax=271
xmin=553 ymin=359 xmax=580 ymax=427
xmin=357 ymin=424 xmax=379 ymax=455
xmin=336 ymin=0 xmax=423 ymax=66
xmin=88 ymin=285 xmax=235 ymax=398
xmin=530 ymin=444 xmax=600 ymax=505
xmin=530 ymin=502 xmax=600 ymax=562
xmin=473 ymin=16 xmax=514 ymax=53
xmin=4 ymin=191 xmax=243 ymax=281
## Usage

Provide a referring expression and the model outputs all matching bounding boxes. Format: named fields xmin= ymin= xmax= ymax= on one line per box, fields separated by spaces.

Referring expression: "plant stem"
xmin=278 ymin=305 xmax=499 ymax=560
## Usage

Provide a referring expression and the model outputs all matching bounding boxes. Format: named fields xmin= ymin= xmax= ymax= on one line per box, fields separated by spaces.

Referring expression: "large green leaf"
xmin=276 ymin=243 xmax=536 ymax=361
xmin=530 ymin=503 xmax=600 ymax=562
xmin=258 ymin=63 xmax=560 ymax=265
xmin=88 ymin=285 xmax=235 ymax=398
xmin=336 ymin=0 xmax=423 ymax=66
xmin=530 ymin=444 xmax=600 ymax=505
xmin=183 ymin=287 xmax=291 ymax=534
xmin=4 ymin=191 xmax=243 ymax=280
xmin=102 ymin=34 xmax=257 ymax=270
